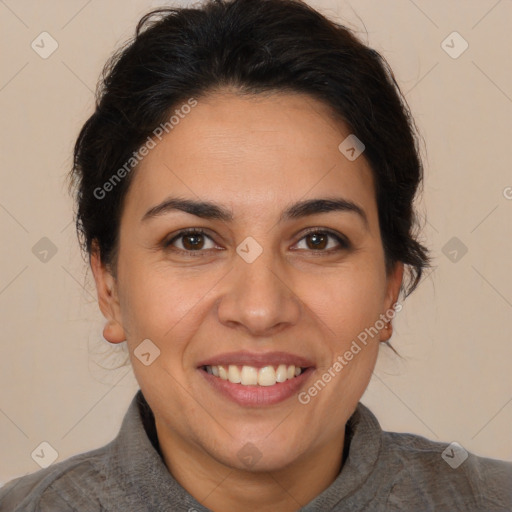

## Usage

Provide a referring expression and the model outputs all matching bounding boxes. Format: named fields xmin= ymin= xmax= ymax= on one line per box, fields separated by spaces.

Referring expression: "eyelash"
xmin=163 ymin=227 xmax=351 ymax=257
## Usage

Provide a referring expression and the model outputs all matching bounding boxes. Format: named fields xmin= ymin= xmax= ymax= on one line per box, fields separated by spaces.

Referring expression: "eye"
xmin=164 ymin=228 xmax=218 ymax=255
xmin=163 ymin=227 xmax=350 ymax=257
xmin=293 ymin=228 xmax=350 ymax=253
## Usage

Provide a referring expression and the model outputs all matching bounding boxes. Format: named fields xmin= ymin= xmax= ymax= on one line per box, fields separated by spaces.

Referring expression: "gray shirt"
xmin=1 ymin=389 xmax=511 ymax=511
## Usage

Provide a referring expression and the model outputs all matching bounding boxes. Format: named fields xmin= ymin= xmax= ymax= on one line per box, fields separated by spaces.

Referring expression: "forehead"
xmin=124 ymin=91 xmax=377 ymax=224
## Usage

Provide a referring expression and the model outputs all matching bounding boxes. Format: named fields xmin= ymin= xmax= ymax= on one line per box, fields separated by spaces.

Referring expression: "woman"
xmin=1 ymin=0 xmax=510 ymax=510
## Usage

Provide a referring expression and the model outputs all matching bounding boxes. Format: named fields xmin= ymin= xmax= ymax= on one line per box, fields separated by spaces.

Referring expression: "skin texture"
xmin=91 ymin=90 xmax=403 ymax=512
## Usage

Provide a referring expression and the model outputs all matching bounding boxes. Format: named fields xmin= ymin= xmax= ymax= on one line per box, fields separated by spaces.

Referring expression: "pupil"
xmin=309 ymin=233 xmax=326 ymax=250
xmin=184 ymin=234 xmax=203 ymax=250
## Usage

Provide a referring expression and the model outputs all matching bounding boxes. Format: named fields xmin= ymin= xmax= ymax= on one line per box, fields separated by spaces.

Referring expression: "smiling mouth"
xmin=200 ymin=364 xmax=307 ymax=386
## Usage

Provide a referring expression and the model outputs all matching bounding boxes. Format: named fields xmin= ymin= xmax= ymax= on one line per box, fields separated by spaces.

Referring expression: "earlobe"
xmin=102 ymin=319 xmax=126 ymax=344
xmin=90 ymin=244 xmax=127 ymax=344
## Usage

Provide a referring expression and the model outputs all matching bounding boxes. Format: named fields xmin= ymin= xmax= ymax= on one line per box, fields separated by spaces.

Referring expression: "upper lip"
xmin=197 ymin=351 xmax=315 ymax=369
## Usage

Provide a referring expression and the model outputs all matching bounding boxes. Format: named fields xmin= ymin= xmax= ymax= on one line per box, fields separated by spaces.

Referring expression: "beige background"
xmin=1 ymin=0 xmax=511 ymax=486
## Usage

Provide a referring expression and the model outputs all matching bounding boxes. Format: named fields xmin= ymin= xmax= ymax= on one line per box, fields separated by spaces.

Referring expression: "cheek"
xmin=117 ymin=237 xmax=386 ymax=349
xmin=303 ymin=263 xmax=385 ymax=339
xmin=117 ymin=261 xmax=215 ymax=343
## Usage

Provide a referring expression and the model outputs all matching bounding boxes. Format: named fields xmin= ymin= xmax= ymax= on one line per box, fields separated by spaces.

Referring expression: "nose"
xmin=216 ymin=245 xmax=301 ymax=338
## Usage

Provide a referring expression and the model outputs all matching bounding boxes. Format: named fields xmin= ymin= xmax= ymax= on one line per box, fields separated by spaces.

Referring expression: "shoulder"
xmin=379 ymin=429 xmax=512 ymax=511
xmin=0 ymin=443 xmax=112 ymax=512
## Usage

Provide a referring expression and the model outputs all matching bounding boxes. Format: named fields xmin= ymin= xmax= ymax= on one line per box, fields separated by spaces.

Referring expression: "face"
xmin=92 ymin=90 xmax=403 ymax=473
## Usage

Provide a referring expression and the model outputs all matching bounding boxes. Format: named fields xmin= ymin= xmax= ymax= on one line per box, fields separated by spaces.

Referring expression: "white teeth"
xmin=240 ymin=365 xmax=258 ymax=385
xmin=218 ymin=365 xmax=228 ymax=380
xmin=257 ymin=366 xmax=276 ymax=386
xmin=204 ymin=364 xmax=304 ymax=386
xmin=228 ymin=365 xmax=241 ymax=383
xmin=275 ymin=364 xmax=288 ymax=383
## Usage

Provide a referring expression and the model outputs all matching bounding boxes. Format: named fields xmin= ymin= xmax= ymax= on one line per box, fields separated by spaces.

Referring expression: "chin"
xmin=209 ymin=433 xmax=307 ymax=473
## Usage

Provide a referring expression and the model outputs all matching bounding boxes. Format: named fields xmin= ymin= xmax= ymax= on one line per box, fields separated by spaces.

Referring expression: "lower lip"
xmin=198 ymin=367 xmax=315 ymax=406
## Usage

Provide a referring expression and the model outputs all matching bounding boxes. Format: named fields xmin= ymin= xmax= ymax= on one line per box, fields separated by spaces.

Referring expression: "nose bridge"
xmin=216 ymin=236 xmax=301 ymax=335
xmin=235 ymin=237 xmax=286 ymax=309
xmin=238 ymin=244 xmax=280 ymax=301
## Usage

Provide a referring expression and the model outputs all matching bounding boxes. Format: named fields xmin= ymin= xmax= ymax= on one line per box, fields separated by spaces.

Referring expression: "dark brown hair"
xmin=70 ymin=0 xmax=430 ymax=303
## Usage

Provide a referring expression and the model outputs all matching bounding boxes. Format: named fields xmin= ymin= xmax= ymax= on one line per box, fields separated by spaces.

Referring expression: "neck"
xmin=155 ymin=421 xmax=347 ymax=512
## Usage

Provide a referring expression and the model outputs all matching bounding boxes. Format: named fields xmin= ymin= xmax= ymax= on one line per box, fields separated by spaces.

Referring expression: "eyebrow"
xmin=141 ymin=196 xmax=369 ymax=230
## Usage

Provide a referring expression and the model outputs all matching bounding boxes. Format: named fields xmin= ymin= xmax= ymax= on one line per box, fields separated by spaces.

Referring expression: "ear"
xmin=380 ymin=261 xmax=404 ymax=342
xmin=90 ymin=241 xmax=126 ymax=344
